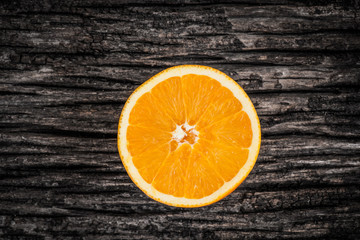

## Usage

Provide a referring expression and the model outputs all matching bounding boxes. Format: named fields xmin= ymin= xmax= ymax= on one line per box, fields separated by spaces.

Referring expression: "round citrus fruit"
xmin=117 ymin=65 xmax=261 ymax=207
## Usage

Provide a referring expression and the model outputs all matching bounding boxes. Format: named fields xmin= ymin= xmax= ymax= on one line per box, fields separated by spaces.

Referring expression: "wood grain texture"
xmin=1 ymin=0 xmax=360 ymax=239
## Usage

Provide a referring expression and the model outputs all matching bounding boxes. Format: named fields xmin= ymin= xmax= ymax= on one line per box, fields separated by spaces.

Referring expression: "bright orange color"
xmin=118 ymin=65 xmax=261 ymax=207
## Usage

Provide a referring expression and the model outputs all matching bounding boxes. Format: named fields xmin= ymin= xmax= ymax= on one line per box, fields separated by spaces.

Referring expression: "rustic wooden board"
xmin=1 ymin=0 xmax=360 ymax=239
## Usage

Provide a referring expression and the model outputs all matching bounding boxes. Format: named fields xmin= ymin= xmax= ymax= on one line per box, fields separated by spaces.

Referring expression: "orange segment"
xmin=132 ymin=143 xmax=170 ymax=184
xmin=118 ymin=65 xmax=261 ymax=208
xmin=184 ymin=147 xmax=225 ymax=199
xmin=152 ymin=143 xmax=192 ymax=197
xmin=150 ymin=76 xmax=185 ymax=125
xmin=126 ymin=125 xmax=171 ymax=156
xmin=198 ymin=139 xmax=249 ymax=182
xmin=129 ymin=92 xmax=175 ymax=131
xmin=181 ymin=74 xmax=221 ymax=125
xmin=196 ymin=95 xmax=243 ymax=130
xmin=203 ymin=111 xmax=253 ymax=148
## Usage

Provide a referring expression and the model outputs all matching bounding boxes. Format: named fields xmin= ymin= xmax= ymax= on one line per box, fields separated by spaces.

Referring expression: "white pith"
xmin=172 ymin=122 xmax=199 ymax=146
xmin=172 ymin=124 xmax=186 ymax=142
xmin=118 ymin=65 xmax=261 ymax=207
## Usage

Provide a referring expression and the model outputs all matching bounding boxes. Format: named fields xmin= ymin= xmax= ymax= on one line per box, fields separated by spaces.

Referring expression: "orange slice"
xmin=117 ymin=65 xmax=261 ymax=207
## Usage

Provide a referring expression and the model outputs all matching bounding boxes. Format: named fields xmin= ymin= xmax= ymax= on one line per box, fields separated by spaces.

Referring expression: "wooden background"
xmin=1 ymin=0 xmax=360 ymax=239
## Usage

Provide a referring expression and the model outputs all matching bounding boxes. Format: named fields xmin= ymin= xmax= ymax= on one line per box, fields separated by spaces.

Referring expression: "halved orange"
xmin=117 ymin=65 xmax=261 ymax=207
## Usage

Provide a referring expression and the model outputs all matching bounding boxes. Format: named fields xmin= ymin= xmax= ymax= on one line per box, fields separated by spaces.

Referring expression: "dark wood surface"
xmin=1 ymin=0 xmax=360 ymax=239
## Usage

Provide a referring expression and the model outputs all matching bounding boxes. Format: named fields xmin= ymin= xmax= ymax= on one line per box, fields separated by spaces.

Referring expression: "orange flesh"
xmin=127 ymin=74 xmax=252 ymax=199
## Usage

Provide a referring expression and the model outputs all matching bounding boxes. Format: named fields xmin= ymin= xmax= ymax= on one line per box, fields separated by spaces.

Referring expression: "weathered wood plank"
xmin=1 ymin=5 xmax=360 ymax=57
xmin=1 ymin=0 xmax=360 ymax=239
xmin=2 ymin=26 xmax=360 ymax=53
xmin=1 ymin=65 xmax=359 ymax=93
